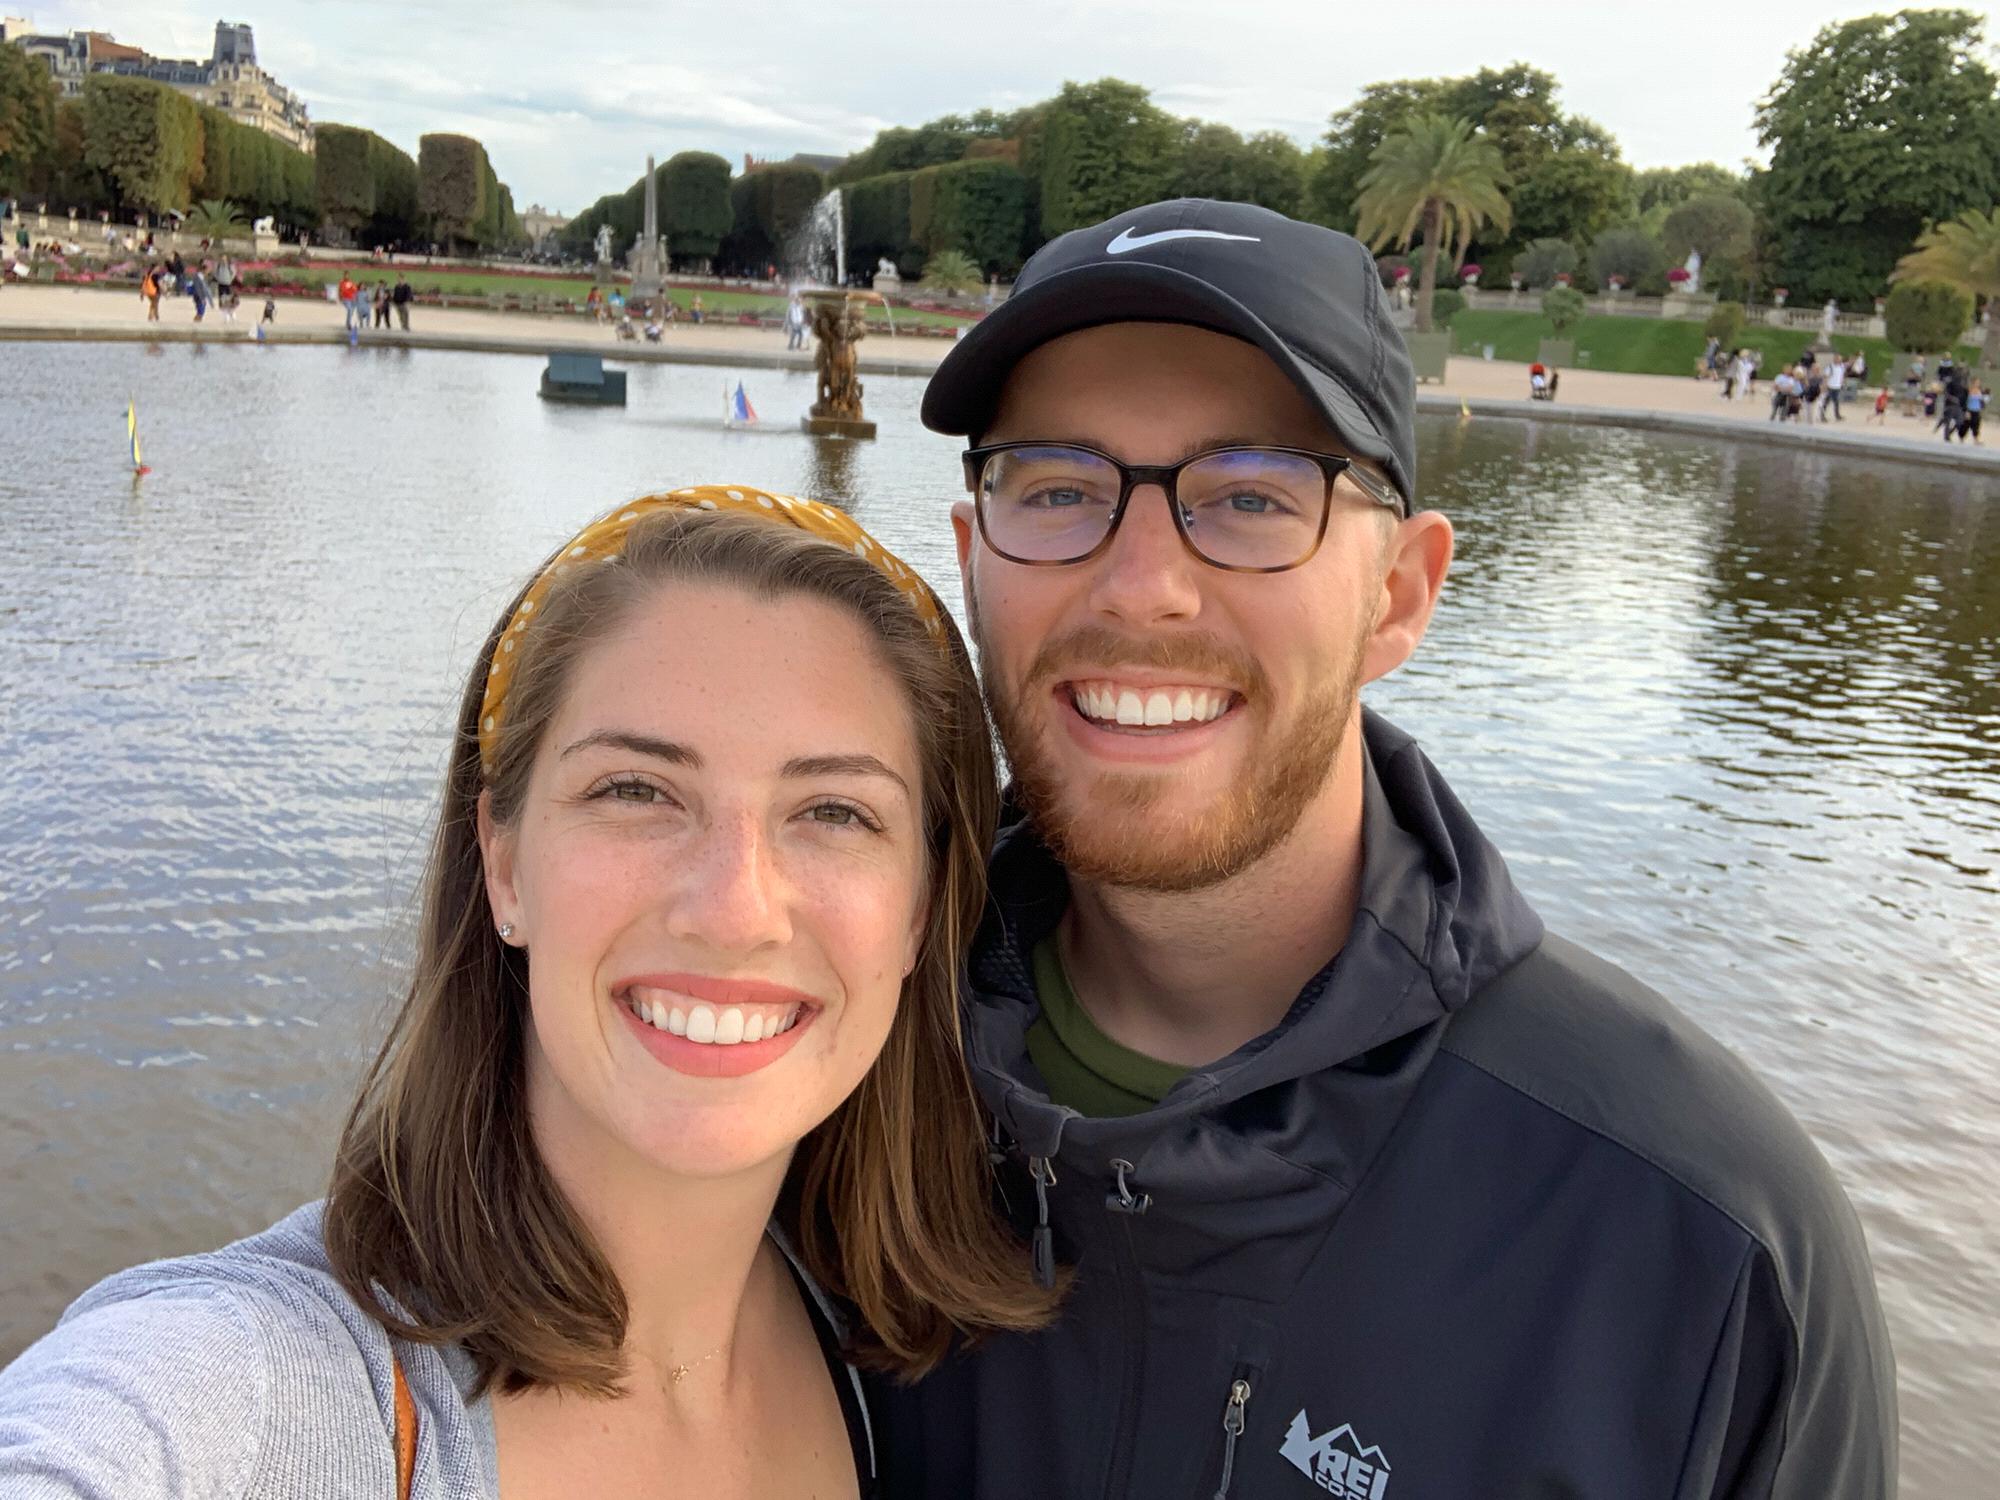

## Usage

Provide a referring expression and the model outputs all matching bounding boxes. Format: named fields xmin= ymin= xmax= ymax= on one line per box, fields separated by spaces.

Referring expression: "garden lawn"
xmin=1447 ymin=310 xmax=1980 ymax=385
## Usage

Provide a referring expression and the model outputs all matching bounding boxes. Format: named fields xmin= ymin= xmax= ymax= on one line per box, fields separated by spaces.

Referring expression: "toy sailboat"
xmin=127 ymin=399 xmax=151 ymax=476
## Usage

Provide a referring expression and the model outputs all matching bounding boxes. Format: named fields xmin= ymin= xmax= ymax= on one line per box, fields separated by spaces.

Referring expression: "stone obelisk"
xmin=631 ymin=154 xmax=664 ymax=302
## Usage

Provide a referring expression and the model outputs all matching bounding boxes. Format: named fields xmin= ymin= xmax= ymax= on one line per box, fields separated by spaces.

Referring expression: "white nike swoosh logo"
xmin=1105 ymin=226 xmax=1263 ymax=255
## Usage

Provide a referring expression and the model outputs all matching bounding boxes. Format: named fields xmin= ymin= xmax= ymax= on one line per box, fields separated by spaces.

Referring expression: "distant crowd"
xmin=1697 ymin=338 xmax=1984 ymax=443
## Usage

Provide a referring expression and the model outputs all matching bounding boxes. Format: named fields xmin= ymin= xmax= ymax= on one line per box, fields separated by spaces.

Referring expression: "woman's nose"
xmin=664 ymin=813 xmax=793 ymax=954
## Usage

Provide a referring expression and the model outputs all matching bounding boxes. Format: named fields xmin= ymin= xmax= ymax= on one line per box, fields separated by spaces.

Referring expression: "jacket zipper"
xmin=1028 ymin=1155 xmax=1057 ymax=1289
xmin=1212 ymin=1377 xmax=1253 ymax=1499
xmin=1101 ymin=1210 xmax=1147 ymax=1500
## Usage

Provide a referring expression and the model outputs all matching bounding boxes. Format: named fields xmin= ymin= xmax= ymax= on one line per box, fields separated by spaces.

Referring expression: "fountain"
xmin=792 ymin=189 xmax=877 ymax=440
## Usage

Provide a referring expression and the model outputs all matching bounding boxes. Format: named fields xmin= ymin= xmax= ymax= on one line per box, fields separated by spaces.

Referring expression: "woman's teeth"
xmin=626 ymin=996 xmax=803 ymax=1045
xmin=1069 ymin=682 xmax=1234 ymax=727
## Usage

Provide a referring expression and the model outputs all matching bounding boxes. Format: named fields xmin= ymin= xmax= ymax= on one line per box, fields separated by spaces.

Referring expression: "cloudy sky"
xmin=19 ymin=0 xmax=2000 ymax=211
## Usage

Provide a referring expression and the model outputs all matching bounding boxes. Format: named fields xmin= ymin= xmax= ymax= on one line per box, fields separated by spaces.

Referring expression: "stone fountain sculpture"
xmin=801 ymin=289 xmax=877 ymax=439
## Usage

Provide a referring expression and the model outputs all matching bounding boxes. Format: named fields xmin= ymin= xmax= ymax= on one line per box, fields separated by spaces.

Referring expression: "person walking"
xmin=787 ymin=293 xmax=807 ymax=350
xmin=139 ymin=264 xmax=160 ymax=323
xmin=373 ymin=281 xmax=391 ymax=330
xmin=186 ymin=264 xmax=209 ymax=323
xmin=872 ymin=198 xmax=1896 ymax=1500
xmin=1936 ymin=364 xmax=1968 ymax=441
xmin=338 ymin=273 xmax=360 ymax=332
xmin=392 ymin=273 xmax=413 ymax=331
xmin=1821 ymin=352 xmax=1847 ymax=420
xmin=1966 ymin=380 xmax=1986 ymax=443
xmin=1869 ymin=385 xmax=1891 ymax=423
xmin=213 ymin=254 xmax=237 ymax=311
xmin=690 ymin=291 xmax=704 ymax=325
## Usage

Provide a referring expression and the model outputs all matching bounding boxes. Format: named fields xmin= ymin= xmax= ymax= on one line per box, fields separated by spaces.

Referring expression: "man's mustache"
xmin=1021 ymin=625 xmax=1266 ymax=697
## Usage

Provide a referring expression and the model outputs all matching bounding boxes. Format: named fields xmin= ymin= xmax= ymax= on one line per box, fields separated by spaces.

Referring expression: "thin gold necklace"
xmin=668 ymin=1344 xmax=725 ymax=1385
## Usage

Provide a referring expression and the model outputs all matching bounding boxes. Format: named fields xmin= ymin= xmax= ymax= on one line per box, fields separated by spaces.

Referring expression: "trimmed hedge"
xmin=419 ymin=133 xmax=486 ymax=248
xmin=193 ymin=105 xmax=314 ymax=228
xmin=81 ymin=75 xmax=203 ymax=213
xmin=844 ymin=170 xmax=917 ymax=277
xmin=661 ymin=151 xmax=732 ymax=263
xmin=315 ymin=123 xmax=418 ymax=243
xmin=909 ymin=158 xmax=1025 ymax=274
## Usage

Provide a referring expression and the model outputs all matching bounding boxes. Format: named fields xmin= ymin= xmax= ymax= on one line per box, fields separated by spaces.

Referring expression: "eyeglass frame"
xmin=961 ymin=441 xmax=1405 ymax=575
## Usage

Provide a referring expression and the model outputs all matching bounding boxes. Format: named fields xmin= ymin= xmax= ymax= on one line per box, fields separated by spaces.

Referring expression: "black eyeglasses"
xmin=963 ymin=442 xmax=1403 ymax=574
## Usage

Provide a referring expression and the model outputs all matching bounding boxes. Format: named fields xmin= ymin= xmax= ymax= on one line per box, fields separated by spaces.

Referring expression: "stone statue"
xmin=1682 ymin=249 xmax=1702 ymax=295
xmin=1822 ymin=298 xmax=1839 ymax=338
xmin=876 ymin=256 xmax=898 ymax=279
xmin=252 ymin=215 xmax=274 ymax=235
xmin=799 ymin=289 xmax=877 ymax=438
xmin=594 ymin=224 xmax=614 ymax=264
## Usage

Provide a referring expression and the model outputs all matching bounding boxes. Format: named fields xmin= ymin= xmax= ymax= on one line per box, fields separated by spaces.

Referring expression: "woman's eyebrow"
xmin=782 ymin=754 xmax=910 ymax=795
xmin=559 ymin=730 xmax=700 ymax=765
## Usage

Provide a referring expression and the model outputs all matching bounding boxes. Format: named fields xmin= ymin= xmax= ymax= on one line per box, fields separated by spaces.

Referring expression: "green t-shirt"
xmin=1025 ymin=936 xmax=1191 ymax=1117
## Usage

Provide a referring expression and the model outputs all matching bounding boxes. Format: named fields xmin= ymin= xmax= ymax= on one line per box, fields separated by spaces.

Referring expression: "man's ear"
xmin=477 ymin=789 xmax=523 ymax=940
xmin=1361 ymin=511 xmax=1454 ymax=687
xmin=952 ymin=500 xmax=977 ymax=623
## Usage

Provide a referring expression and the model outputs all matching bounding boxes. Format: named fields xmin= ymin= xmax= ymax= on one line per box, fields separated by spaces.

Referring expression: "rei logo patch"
xmin=1279 ymin=1409 xmax=1391 ymax=1498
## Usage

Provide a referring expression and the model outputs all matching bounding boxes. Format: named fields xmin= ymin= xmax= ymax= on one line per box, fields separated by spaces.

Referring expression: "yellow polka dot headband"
xmin=478 ymin=485 xmax=948 ymax=773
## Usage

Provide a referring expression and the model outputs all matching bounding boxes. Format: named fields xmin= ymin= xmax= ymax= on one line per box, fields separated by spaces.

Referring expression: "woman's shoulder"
xmin=0 ymin=1202 xmax=478 ymax=1499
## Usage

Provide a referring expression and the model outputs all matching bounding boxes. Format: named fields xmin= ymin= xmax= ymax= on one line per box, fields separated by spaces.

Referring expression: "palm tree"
xmin=182 ymin=198 xmax=248 ymax=241
xmin=1894 ymin=206 xmax=2000 ymax=370
xmin=1354 ymin=116 xmax=1512 ymax=334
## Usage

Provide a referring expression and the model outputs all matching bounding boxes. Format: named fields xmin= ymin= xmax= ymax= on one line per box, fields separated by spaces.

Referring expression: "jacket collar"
xmin=964 ymin=708 xmax=1545 ymax=1186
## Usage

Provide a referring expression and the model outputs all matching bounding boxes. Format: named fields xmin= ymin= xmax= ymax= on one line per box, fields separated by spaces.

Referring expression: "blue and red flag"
xmin=731 ymin=381 xmax=758 ymax=424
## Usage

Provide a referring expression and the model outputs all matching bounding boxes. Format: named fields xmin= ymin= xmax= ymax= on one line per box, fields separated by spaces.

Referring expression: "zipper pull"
xmin=1105 ymin=1157 xmax=1151 ymax=1216
xmin=1029 ymin=1156 xmax=1057 ymax=1289
xmin=1213 ymin=1378 xmax=1252 ymax=1500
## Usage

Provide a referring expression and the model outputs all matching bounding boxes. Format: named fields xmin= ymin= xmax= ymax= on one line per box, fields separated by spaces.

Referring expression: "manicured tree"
xmin=910 ymin=158 xmax=1026 ymax=272
xmin=1882 ymin=279 xmax=1974 ymax=355
xmin=369 ymin=134 xmax=419 ymax=243
xmin=719 ymin=172 xmax=767 ymax=272
xmin=1703 ymin=301 xmax=1746 ymax=348
xmin=314 ymin=122 xmax=377 ymax=238
xmin=82 ymin=75 xmax=205 ymax=215
xmin=0 ymin=41 xmax=60 ymax=195
xmin=1894 ymin=207 xmax=2000 ymax=369
xmin=1541 ymin=284 xmax=1587 ymax=335
xmin=1428 ymin=286 xmax=1466 ymax=327
xmin=661 ymin=151 xmax=732 ymax=265
xmin=46 ymin=99 xmax=108 ymax=213
xmin=1354 ymin=114 xmax=1512 ymax=333
xmin=419 ymin=133 xmax=488 ymax=250
xmin=842 ymin=170 xmax=917 ymax=278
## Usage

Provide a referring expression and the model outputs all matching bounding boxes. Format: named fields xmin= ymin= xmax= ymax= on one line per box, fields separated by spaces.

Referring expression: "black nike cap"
xmin=922 ymin=198 xmax=1419 ymax=511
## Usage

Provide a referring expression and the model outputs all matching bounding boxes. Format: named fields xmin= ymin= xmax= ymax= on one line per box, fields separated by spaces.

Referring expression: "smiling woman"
xmin=0 ymin=489 xmax=1058 ymax=1500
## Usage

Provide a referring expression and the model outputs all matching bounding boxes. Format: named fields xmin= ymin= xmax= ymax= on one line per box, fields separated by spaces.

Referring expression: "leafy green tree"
xmin=1354 ymin=115 xmax=1512 ymax=332
xmin=660 ymin=151 xmax=732 ymax=265
xmin=315 ymin=123 xmax=418 ymax=244
xmin=1173 ymin=123 xmax=1306 ymax=214
xmin=830 ymin=109 xmax=1028 ymax=186
xmin=923 ymin=248 xmax=981 ymax=293
xmin=1510 ymin=149 xmax=1633 ymax=253
xmin=1703 ymin=300 xmax=1746 ymax=347
xmin=44 ymin=99 xmax=107 ymax=212
xmin=1635 ymin=163 xmax=1745 ymax=215
xmin=842 ymin=170 xmax=917 ymax=277
xmin=1587 ymin=224 xmax=1665 ymax=291
xmin=1035 ymin=78 xmax=1181 ymax=238
xmin=1541 ymin=284 xmax=1586 ymax=334
xmin=1756 ymin=9 xmax=2000 ymax=304
xmin=1429 ymin=286 xmax=1465 ymax=326
xmin=752 ymin=163 xmax=825 ymax=263
xmin=1883 ymin=279 xmax=1974 ymax=353
xmin=1894 ymin=206 xmax=2000 ymax=367
xmin=1515 ymin=237 xmax=1577 ymax=288
xmin=82 ymin=76 xmax=204 ymax=213
xmin=0 ymin=41 xmax=59 ymax=195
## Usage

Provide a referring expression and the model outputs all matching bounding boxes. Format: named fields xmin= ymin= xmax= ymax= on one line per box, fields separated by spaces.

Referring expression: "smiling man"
xmin=870 ymin=201 xmax=1897 ymax=1498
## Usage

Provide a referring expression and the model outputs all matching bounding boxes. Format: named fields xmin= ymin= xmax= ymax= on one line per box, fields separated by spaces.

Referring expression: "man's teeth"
xmin=1070 ymin=682 xmax=1232 ymax=726
xmin=628 ymin=997 xmax=803 ymax=1045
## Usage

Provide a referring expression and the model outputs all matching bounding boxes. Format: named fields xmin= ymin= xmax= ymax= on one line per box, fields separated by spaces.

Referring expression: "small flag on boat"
xmin=127 ymin=399 xmax=150 ymax=475
xmin=731 ymin=381 xmax=758 ymax=425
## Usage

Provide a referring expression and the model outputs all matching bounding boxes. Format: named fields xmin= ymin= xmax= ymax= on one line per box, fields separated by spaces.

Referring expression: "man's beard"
xmin=974 ymin=609 xmax=1367 ymax=895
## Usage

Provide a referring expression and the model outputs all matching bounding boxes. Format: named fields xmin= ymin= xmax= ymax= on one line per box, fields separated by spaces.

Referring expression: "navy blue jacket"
xmin=871 ymin=712 xmax=1896 ymax=1498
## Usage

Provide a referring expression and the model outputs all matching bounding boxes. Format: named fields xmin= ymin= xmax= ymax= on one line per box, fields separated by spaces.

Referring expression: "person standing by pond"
xmin=1821 ymin=351 xmax=1848 ymax=421
xmin=0 ymin=492 xmax=1057 ymax=1498
xmin=186 ymin=262 xmax=209 ymax=323
xmin=873 ymin=198 xmax=1896 ymax=1498
xmin=393 ymin=273 xmax=413 ymax=331
xmin=338 ymin=273 xmax=360 ymax=332
xmin=138 ymin=263 xmax=160 ymax=322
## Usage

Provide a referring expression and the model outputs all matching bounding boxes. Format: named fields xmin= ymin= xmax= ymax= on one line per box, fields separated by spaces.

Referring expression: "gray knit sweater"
xmin=0 ymin=1203 xmax=498 ymax=1498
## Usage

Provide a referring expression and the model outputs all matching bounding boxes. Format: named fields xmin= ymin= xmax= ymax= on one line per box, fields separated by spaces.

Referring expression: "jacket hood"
xmin=964 ymin=709 xmax=1544 ymax=1207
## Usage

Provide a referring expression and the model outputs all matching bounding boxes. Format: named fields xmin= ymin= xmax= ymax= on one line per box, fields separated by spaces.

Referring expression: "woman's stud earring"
xmin=498 ymin=923 xmax=515 ymax=941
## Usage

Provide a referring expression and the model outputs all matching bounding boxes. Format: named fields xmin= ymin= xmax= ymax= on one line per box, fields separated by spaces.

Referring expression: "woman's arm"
xmin=0 ymin=1288 xmax=268 ymax=1500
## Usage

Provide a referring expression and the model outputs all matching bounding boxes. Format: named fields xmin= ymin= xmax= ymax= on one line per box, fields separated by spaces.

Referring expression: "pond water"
xmin=1 ymin=342 xmax=1994 ymax=1494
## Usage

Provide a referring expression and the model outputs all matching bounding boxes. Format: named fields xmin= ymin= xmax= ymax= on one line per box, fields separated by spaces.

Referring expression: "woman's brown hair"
xmin=323 ymin=507 xmax=1056 ymax=1395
